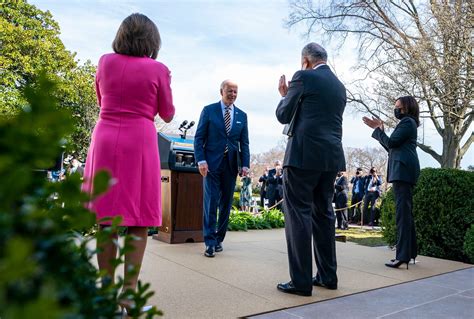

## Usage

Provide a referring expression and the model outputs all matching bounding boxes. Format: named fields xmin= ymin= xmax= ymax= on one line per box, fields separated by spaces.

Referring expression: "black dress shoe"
xmin=204 ymin=246 xmax=215 ymax=257
xmin=312 ymin=277 xmax=337 ymax=290
xmin=277 ymin=281 xmax=311 ymax=296
xmin=215 ymin=243 xmax=223 ymax=252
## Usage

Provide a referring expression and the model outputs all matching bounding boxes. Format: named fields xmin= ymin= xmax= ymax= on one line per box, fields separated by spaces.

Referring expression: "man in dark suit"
xmin=349 ymin=168 xmax=364 ymax=222
xmin=335 ymin=171 xmax=349 ymax=230
xmin=266 ymin=160 xmax=282 ymax=208
xmin=275 ymin=43 xmax=346 ymax=296
xmin=362 ymin=167 xmax=383 ymax=226
xmin=258 ymin=168 xmax=269 ymax=207
xmin=194 ymin=80 xmax=250 ymax=258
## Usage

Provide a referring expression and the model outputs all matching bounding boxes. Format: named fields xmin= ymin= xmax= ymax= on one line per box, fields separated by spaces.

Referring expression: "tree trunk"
xmin=441 ymin=128 xmax=461 ymax=168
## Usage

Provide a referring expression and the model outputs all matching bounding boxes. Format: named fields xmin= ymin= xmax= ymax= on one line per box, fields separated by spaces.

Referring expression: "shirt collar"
xmin=221 ymin=100 xmax=234 ymax=110
xmin=313 ymin=63 xmax=327 ymax=70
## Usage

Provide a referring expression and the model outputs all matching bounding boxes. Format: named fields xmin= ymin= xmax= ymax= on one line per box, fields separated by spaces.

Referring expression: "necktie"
xmin=224 ymin=106 xmax=231 ymax=153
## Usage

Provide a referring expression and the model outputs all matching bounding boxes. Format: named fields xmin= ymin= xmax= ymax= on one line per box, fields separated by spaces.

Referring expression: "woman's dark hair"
xmin=112 ymin=13 xmax=161 ymax=59
xmin=396 ymin=96 xmax=420 ymax=127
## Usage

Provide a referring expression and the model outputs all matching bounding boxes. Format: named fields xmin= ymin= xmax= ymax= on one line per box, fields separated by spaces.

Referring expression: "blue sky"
xmin=30 ymin=0 xmax=473 ymax=169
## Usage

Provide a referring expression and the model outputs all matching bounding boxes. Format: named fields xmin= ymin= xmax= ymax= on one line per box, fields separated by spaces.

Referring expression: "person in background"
xmin=362 ymin=167 xmax=383 ymax=226
xmin=363 ymin=96 xmax=420 ymax=269
xmin=266 ymin=160 xmax=282 ymax=208
xmin=334 ymin=171 xmax=348 ymax=229
xmin=349 ymin=167 xmax=364 ymax=223
xmin=275 ymin=166 xmax=284 ymax=210
xmin=68 ymin=158 xmax=84 ymax=177
xmin=258 ymin=168 xmax=269 ymax=208
xmin=81 ymin=13 xmax=175 ymax=314
xmin=240 ymin=173 xmax=253 ymax=212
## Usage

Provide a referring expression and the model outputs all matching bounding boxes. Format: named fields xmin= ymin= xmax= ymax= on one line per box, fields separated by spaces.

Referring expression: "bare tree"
xmin=250 ymin=139 xmax=287 ymax=180
xmin=287 ymin=0 xmax=473 ymax=168
xmin=154 ymin=118 xmax=184 ymax=135
xmin=345 ymin=146 xmax=388 ymax=191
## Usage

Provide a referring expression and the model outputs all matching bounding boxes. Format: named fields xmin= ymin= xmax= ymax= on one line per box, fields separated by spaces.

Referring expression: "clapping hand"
xmin=362 ymin=116 xmax=384 ymax=130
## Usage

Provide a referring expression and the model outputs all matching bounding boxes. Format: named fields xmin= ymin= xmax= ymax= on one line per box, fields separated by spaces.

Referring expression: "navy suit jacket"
xmin=276 ymin=65 xmax=346 ymax=171
xmin=372 ymin=116 xmax=420 ymax=185
xmin=194 ymin=102 xmax=250 ymax=174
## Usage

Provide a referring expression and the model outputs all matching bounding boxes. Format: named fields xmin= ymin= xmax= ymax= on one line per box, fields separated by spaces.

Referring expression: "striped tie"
xmin=224 ymin=106 xmax=231 ymax=153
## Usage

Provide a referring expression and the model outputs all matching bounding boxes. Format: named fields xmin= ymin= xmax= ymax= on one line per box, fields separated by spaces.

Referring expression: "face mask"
xmin=394 ymin=108 xmax=405 ymax=119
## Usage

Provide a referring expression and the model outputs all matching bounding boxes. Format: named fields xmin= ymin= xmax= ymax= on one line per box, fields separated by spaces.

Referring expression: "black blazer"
xmin=372 ymin=116 xmax=420 ymax=185
xmin=276 ymin=65 xmax=346 ymax=171
xmin=335 ymin=175 xmax=348 ymax=200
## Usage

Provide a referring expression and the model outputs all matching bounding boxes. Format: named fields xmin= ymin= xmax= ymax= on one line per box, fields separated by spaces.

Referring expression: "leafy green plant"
xmin=228 ymin=208 xmax=284 ymax=231
xmin=0 ymin=75 xmax=161 ymax=318
xmin=380 ymin=168 xmax=474 ymax=262
xmin=463 ymin=225 xmax=474 ymax=264
xmin=232 ymin=192 xmax=240 ymax=208
xmin=380 ymin=189 xmax=397 ymax=247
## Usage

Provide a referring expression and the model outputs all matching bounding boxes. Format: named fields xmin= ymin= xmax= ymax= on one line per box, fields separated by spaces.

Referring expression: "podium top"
xmin=158 ymin=132 xmax=194 ymax=151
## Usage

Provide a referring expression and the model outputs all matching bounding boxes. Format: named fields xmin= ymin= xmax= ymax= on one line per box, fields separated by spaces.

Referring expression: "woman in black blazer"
xmin=363 ymin=96 xmax=420 ymax=269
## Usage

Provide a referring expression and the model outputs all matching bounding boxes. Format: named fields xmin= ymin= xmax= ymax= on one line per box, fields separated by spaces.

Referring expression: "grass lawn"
xmin=336 ymin=227 xmax=387 ymax=247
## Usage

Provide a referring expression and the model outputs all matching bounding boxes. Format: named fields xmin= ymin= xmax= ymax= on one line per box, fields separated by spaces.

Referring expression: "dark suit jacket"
xmin=258 ymin=174 xmax=267 ymax=192
xmin=266 ymin=168 xmax=278 ymax=199
xmin=276 ymin=65 xmax=346 ymax=171
xmin=335 ymin=175 xmax=348 ymax=194
xmin=335 ymin=175 xmax=348 ymax=202
xmin=194 ymin=102 xmax=250 ymax=174
xmin=372 ymin=116 xmax=420 ymax=185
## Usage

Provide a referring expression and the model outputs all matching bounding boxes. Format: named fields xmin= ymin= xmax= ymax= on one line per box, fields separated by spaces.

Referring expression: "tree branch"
xmin=460 ymin=111 xmax=473 ymax=138
xmin=417 ymin=142 xmax=442 ymax=164
xmin=460 ymin=131 xmax=473 ymax=158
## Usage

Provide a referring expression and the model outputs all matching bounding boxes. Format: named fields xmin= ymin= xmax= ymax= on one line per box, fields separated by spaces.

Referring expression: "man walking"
xmin=194 ymin=80 xmax=250 ymax=258
xmin=276 ymin=43 xmax=346 ymax=296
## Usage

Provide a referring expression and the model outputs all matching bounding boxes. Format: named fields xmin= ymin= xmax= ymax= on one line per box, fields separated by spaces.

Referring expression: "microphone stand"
xmin=179 ymin=122 xmax=195 ymax=139
xmin=179 ymin=127 xmax=189 ymax=139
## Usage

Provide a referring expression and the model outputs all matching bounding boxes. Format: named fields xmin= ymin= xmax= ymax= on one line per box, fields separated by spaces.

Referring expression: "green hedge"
xmin=380 ymin=190 xmax=397 ymax=246
xmin=463 ymin=225 xmax=474 ymax=263
xmin=228 ymin=208 xmax=285 ymax=231
xmin=380 ymin=168 xmax=474 ymax=263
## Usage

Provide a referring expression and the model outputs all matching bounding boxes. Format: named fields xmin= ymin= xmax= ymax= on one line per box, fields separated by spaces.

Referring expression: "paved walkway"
xmin=249 ymin=268 xmax=474 ymax=319
xmin=133 ymin=229 xmax=472 ymax=318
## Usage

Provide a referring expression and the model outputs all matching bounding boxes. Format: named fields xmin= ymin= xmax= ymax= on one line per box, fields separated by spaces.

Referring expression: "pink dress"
xmin=83 ymin=53 xmax=175 ymax=226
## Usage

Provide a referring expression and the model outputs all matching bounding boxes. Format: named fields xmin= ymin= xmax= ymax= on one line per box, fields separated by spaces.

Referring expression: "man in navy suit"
xmin=194 ymin=80 xmax=250 ymax=258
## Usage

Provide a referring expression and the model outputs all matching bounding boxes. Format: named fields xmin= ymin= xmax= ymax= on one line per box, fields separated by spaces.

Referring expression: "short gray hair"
xmin=301 ymin=42 xmax=327 ymax=62
xmin=220 ymin=79 xmax=237 ymax=90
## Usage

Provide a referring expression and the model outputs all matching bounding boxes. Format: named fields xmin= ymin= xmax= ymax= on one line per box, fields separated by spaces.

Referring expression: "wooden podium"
xmin=153 ymin=169 xmax=204 ymax=244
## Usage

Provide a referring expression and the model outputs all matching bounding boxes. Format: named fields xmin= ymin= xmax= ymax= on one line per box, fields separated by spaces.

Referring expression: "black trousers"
xmin=349 ymin=192 xmax=363 ymax=222
xmin=282 ymin=167 xmax=338 ymax=292
xmin=335 ymin=193 xmax=348 ymax=229
xmin=393 ymin=181 xmax=417 ymax=262
xmin=363 ymin=191 xmax=379 ymax=225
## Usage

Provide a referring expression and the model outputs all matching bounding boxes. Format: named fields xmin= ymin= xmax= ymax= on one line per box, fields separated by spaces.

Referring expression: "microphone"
xmin=179 ymin=120 xmax=188 ymax=130
xmin=186 ymin=121 xmax=195 ymax=129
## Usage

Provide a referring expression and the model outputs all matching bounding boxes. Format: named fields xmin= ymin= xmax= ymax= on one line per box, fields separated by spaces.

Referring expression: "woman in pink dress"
xmin=82 ymin=13 xmax=174 ymax=307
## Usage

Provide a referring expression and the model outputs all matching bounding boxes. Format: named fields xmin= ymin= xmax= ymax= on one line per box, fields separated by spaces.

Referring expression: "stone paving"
xmin=132 ymin=229 xmax=472 ymax=318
